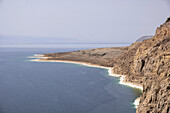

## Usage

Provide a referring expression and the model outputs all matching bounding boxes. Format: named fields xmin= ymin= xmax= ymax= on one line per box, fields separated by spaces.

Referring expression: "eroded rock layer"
xmin=135 ymin=19 xmax=170 ymax=113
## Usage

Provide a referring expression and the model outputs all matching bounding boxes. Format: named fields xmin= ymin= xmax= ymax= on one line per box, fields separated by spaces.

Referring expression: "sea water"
xmin=0 ymin=44 xmax=142 ymax=113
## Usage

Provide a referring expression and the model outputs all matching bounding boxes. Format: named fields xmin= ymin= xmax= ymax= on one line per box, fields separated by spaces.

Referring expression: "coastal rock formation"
xmin=112 ymin=18 xmax=170 ymax=113
xmin=135 ymin=18 xmax=170 ymax=113
xmin=41 ymin=18 xmax=170 ymax=113
xmin=43 ymin=47 xmax=129 ymax=67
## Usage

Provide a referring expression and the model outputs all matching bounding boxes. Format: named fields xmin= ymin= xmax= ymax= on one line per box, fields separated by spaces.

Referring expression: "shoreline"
xmin=30 ymin=54 xmax=143 ymax=108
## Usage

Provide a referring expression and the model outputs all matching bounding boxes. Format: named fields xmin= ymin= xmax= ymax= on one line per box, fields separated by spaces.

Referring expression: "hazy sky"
xmin=0 ymin=0 xmax=169 ymax=43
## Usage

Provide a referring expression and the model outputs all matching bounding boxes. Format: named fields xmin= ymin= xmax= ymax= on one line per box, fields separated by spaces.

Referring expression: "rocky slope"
xmin=112 ymin=18 xmax=170 ymax=113
xmin=43 ymin=47 xmax=129 ymax=67
xmin=135 ymin=18 xmax=170 ymax=113
xmin=41 ymin=18 xmax=170 ymax=113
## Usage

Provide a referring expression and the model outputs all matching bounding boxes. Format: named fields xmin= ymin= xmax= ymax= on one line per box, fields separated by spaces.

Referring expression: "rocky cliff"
xmin=40 ymin=18 xmax=170 ymax=113
xmin=135 ymin=18 xmax=170 ymax=113
xmin=112 ymin=18 xmax=170 ymax=113
xmin=111 ymin=18 xmax=170 ymax=113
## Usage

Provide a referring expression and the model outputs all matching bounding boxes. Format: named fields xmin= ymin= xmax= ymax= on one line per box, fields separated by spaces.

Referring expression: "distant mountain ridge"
xmin=0 ymin=36 xmax=78 ymax=44
xmin=0 ymin=36 xmax=130 ymax=45
xmin=136 ymin=35 xmax=153 ymax=42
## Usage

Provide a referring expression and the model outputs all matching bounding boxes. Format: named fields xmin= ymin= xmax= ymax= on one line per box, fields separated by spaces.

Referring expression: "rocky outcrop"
xmin=43 ymin=47 xmax=128 ymax=67
xmin=135 ymin=19 xmax=170 ymax=113
xmin=41 ymin=18 xmax=170 ymax=113
xmin=112 ymin=19 xmax=170 ymax=113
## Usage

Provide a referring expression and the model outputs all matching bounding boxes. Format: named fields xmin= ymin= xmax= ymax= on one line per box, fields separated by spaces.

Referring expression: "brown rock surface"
xmin=41 ymin=18 xmax=170 ymax=113
xmin=135 ymin=19 xmax=170 ymax=113
xmin=43 ymin=47 xmax=129 ymax=67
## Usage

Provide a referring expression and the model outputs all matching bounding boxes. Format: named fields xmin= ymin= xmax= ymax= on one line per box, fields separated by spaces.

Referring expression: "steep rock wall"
xmin=135 ymin=19 xmax=170 ymax=113
xmin=111 ymin=18 xmax=170 ymax=113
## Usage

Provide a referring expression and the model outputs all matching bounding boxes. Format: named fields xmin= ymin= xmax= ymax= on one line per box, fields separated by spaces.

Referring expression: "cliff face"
xmin=135 ymin=20 xmax=170 ymax=113
xmin=112 ymin=19 xmax=170 ymax=113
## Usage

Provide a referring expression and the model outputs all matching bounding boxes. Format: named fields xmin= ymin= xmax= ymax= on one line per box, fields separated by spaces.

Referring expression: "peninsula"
xmin=33 ymin=18 xmax=170 ymax=113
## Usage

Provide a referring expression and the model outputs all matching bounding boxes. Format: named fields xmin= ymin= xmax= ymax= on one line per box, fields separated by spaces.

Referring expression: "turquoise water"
xmin=0 ymin=45 xmax=141 ymax=113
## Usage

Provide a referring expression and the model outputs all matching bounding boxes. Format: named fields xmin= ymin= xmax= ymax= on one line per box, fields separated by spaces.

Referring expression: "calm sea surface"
xmin=0 ymin=44 xmax=142 ymax=113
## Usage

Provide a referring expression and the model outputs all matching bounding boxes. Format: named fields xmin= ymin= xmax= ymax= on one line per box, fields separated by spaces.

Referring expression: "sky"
xmin=0 ymin=0 xmax=169 ymax=44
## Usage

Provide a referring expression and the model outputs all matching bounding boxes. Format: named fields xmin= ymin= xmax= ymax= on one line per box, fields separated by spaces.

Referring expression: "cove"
xmin=0 ymin=47 xmax=142 ymax=113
